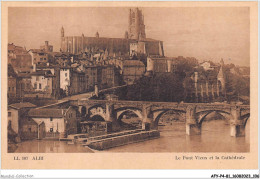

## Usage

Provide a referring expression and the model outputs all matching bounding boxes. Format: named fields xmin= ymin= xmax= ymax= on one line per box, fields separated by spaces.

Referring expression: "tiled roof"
xmin=31 ymin=70 xmax=53 ymax=76
xmin=28 ymin=108 xmax=67 ymax=118
xmin=17 ymin=73 xmax=31 ymax=78
xmin=9 ymin=102 xmax=36 ymax=110
xmin=29 ymin=49 xmax=46 ymax=53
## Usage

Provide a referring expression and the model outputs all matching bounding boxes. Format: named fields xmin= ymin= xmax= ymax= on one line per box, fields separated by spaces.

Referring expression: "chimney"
xmin=94 ymin=84 xmax=99 ymax=97
xmin=33 ymin=64 xmax=36 ymax=72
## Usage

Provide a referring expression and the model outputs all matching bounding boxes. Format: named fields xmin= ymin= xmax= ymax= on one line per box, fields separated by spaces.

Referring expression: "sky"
xmin=8 ymin=7 xmax=250 ymax=66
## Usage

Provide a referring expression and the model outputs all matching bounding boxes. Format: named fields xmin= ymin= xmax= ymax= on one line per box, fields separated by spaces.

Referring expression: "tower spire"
xmin=61 ymin=26 xmax=64 ymax=37
xmin=128 ymin=8 xmax=146 ymax=40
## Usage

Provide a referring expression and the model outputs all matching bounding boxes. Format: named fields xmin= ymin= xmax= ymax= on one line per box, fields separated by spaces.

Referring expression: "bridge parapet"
xmin=70 ymin=99 xmax=250 ymax=136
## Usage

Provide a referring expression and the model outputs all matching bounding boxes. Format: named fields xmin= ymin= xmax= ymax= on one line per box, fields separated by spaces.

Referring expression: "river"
xmin=13 ymin=119 xmax=249 ymax=153
xmin=107 ymin=120 xmax=250 ymax=153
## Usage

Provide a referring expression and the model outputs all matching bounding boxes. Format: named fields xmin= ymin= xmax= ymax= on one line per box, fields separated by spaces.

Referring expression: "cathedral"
xmin=60 ymin=8 xmax=164 ymax=57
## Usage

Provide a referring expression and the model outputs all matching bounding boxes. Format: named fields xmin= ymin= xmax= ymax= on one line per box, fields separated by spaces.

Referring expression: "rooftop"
xmin=9 ymin=102 xmax=36 ymax=110
xmin=28 ymin=108 xmax=69 ymax=118
xmin=29 ymin=49 xmax=46 ymax=54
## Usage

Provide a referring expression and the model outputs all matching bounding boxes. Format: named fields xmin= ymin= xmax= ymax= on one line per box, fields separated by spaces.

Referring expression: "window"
xmin=50 ymin=128 xmax=53 ymax=132
xmin=65 ymin=73 xmax=67 ymax=77
xmin=50 ymin=117 xmax=53 ymax=122
xmin=36 ymin=76 xmax=39 ymax=81
xmin=39 ymin=83 xmax=42 ymax=89
xmin=34 ymin=58 xmax=36 ymax=61
xmin=28 ymin=128 xmax=31 ymax=132
xmin=34 ymin=83 xmax=37 ymax=89
xmin=8 ymin=112 xmax=11 ymax=117
xmin=40 ymin=58 xmax=43 ymax=61
xmin=12 ymin=87 xmax=14 ymax=91
xmin=8 ymin=87 xmax=10 ymax=91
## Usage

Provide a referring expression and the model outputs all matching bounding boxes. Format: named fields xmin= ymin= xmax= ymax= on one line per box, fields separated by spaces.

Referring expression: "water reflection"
xmin=14 ymin=140 xmax=93 ymax=153
xmin=13 ymin=120 xmax=249 ymax=153
xmin=107 ymin=120 xmax=249 ymax=153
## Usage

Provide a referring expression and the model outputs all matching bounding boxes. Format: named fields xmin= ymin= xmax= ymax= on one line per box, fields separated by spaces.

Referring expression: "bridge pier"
xmin=230 ymin=106 xmax=245 ymax=137
xmin=185 ymin=106 xmax=201 ymax=135
xmin=106 ymin=103 xmax=120 ymax=132
xmin=142 ymin=105 xmax=156 ymax=130
xmin=230 ymin=124 xmax=245 ymax=137
xmin=186 ymin=124 xmax=201 ymax=135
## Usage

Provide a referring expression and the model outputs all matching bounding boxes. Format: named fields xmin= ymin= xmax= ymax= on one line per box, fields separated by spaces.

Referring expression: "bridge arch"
xmin=88 ymin=104 xmax=106 ymax=113
xmin=114 ymin=107 xmax=143 ymax=126
xmin=117 ymin=110 xmax=143 ymax=126
xmin=153 ymin=109 xmax=186 ymax=126
xmin=90 ymin=114 xmax=106 ymax=121
xmin=197 ymin=110 xmax=231 ymax=125
xmin=87 ymin=104 xmax=107 ymax=121
xmin=242 ymin=113 xmax=250 ymax=127
xmin=116 ymin=107 xmax=143 ymax=120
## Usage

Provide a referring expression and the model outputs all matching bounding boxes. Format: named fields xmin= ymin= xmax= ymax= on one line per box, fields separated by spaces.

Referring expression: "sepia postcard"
xmin=1 ymin=1 xmax=258 ymax=170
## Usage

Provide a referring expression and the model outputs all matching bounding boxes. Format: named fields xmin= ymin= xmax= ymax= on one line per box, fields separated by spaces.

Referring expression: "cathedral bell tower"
xmin=128 ymin=8 xmax=146 ymax=40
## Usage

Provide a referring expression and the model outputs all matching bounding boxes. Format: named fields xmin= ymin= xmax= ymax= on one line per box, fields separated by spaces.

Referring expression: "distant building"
xmin=100 ymin=65 xmax=120 ymax=89
xmin=8 ymin=64 xmax=18 ymax=98
xmin=83 ymin=65 xmax=120 ymax=91
xmin=36 ymin=64 xmax=61 ymax=98
xmin=147 ymin=57 xmax=177 ymax=73
xmin=59 ymin=66 xmax=71 ymax=95
xmin=8 ymin=43 xmax=32 ymax=73
xmin=8 ymin=43 xmax=26 ymax=55
xmin=122 ymin=60 xmax=145 ymax=85
xmin=183 ymin=59 xmax=226 ymax=102
xmin=8 ymin=102 xmax=36 ymax=135
xmin=29 ymin=49 xmax=49 ymax=65
xmin=60 ymin=8 xmax=164 ymax=57
xmin=28 ymin=106 xmax=78 ymax=138
xmin=30 ymin=70 xmax=55 ymax=98
xmin=70 ymin=69 xmax=85 ymax=95
xmin=84 ymin=66 xmax=99 ymax=91
xmin=8 ymin=76 xmax=17 ymax=98
xmin=199 ymin=61 xmax=218 ymax=71
xmin=40 ymin=41 xmax=53 ymax=52
xmin=16 ymin=73 xmax=32 ymax=98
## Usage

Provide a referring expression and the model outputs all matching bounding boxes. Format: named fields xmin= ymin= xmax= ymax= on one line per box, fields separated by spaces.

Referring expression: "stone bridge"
xmin=70 ymin=100 xmax=250 ymax=137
